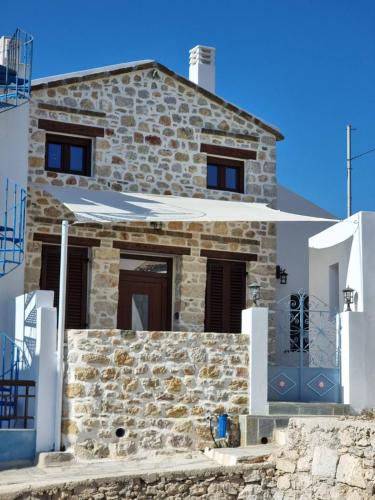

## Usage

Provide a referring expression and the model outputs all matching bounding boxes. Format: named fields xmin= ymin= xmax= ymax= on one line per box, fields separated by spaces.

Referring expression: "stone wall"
xmin=272 ymin=417 xmax=375 ymax=499
xmin=62 ymin=329 xmax=249 ymax=459
xmin=0 ymin=463 xmax=276 ymax=500
xmin=29 ymin=67 xmax=277 ymax=199
xmin=25 ymin=65 xmax=278 ymax=345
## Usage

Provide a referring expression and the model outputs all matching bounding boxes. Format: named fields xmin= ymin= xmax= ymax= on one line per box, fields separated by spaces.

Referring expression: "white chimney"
xmin=189 ymin=45 xmax=216 ymax=94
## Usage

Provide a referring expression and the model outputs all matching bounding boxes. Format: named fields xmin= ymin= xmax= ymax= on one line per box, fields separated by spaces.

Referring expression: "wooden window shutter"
xmin=40 ymin=245 xmax=88 ymax=329
xmin=205 ymin=260 xmax=225 ymax=333
xmin=228 ymin=261 xmax=246 ymax=333
xmin=205 ymin=259 xmax=246 ymax=333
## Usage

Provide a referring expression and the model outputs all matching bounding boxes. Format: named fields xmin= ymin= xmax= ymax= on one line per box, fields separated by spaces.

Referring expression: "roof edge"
xmin=32 ymin=61 xmax=284 ymax=141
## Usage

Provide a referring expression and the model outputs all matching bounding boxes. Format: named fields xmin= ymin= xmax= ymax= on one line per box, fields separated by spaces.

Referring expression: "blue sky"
xmin=2 ymin=0 xmax=374 ymax=217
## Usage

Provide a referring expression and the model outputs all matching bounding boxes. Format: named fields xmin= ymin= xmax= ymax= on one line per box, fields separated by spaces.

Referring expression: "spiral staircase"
xmin=0 ymin=28 xmax=33 ymax=431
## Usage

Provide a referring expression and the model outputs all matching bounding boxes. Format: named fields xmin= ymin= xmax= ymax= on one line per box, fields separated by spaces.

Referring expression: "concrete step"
xmin=239 ymin=415 xmax=289 ymax=446
xmin=204 ymin=444 xmax=278 ymax=466
xmin=267 ymin=402 xmax=353 ymax=416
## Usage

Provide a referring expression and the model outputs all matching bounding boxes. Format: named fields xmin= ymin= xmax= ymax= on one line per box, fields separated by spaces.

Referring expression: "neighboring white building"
xmin=309 ymin=212 xmax=375 ymax=410
xmin=276 ymin=184 xmax=336 ymax=304
xmin=309 ymin=211 xmax=375 ymax=315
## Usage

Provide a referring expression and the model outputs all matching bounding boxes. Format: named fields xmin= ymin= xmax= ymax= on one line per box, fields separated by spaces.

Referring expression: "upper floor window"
xmin=45 ymin=134 xmax=92 ymax=176
xmin=207 ymin=156 xmax=244 ymax=193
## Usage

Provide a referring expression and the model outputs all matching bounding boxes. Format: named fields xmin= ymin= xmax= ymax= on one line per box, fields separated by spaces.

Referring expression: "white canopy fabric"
xmin=33 ymin=185 xmax=339 ymax=224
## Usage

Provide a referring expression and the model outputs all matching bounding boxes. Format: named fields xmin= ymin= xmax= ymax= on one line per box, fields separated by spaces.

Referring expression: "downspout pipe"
xmin=54 ymin=219 xmax=69 ymax=451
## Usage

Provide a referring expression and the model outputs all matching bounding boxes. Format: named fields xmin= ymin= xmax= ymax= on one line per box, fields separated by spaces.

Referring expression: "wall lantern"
xmin=276 ymin=265 xmax=288 ymax=285
xmin=249 ymin=282 xmax=261 ymax=306
xmin=342 ymin=286 xmax=355 ymax=311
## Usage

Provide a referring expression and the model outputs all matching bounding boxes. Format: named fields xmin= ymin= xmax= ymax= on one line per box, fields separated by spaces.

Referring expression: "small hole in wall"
xmin=115 ymin=427 xmax=125 ymax=438
xmin=260 ymin=437 xmax=268 ymax=444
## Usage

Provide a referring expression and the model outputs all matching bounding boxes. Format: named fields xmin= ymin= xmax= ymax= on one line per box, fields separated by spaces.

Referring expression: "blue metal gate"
xmin=268 ymin=292 xmax=341 ymax=403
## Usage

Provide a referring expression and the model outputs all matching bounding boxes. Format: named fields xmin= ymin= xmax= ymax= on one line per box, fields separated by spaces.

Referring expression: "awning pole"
xmin=54 ymin=219 xmax=69 ymax=451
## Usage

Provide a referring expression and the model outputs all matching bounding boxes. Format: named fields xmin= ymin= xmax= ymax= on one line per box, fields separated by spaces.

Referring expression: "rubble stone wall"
xmin=62 ymin=329 xmax=250 ymax=459
xmin=1 ymin=464 xmax=276 ymax=500
xmin=272 ymin=417 xmax=375 ymax=499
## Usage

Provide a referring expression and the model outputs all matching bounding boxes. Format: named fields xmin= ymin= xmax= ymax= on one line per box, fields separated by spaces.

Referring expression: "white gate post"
xmin=242 ymin=307 xmax=268 ymax=415
xmin=35 ymin=305 xmax=57 ymax=453
xmin=340 ymin=311 xmax=368 ymax=411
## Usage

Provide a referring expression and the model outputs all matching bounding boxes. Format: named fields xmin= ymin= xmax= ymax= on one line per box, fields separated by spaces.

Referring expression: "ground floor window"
xmin=40 ymin=244 xmax=89 ymax=329
xmin=204 ymin=259 xmax=246 ymax=333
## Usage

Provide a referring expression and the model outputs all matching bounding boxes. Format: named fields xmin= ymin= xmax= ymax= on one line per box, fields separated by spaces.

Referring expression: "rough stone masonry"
xmin=62 ymin=329 xmax=249 ymax=459
xmin=271 ymin=416 xmax=375 ymax=499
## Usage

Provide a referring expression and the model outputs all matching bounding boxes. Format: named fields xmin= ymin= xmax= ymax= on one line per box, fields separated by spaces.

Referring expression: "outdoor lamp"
xmin=249 ymin=282 xmax=261 ymax=306
xmin=276 ymin=265 xmax=288 ymax=285
xmin=342 ymin=286 xmax=355 ymax=311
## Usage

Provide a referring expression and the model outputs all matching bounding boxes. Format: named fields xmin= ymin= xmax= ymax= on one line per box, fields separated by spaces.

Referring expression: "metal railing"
xmin=0 ymin=380 xmax=35 ymax=429
xmin=0 ymin=177 xmax=27 ymax=277
xmin=0 ymin=28 xmax=33 ymax=110
xmin=1 ymin=332 xmax=29 ymax=381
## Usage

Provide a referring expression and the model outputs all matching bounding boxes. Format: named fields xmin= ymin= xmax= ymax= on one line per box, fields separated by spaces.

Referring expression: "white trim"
xmin=32 ymin=60 xmax=154 ymax=86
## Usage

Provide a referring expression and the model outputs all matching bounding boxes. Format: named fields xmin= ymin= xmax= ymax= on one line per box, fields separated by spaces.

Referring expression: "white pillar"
xmin=242 ymin=307 xmax=268 ymax=415
xmin=35 ymin=306 xmax=57 ymax=453
xmin=55 ymin=220 xmax=69 ymax=451
xmin=340 ymin=311 xmax=370 ymax=412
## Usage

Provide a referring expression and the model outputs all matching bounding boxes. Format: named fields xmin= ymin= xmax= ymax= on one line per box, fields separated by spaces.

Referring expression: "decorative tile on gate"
xmin=268 ymin=367 xmax=300 ymax=402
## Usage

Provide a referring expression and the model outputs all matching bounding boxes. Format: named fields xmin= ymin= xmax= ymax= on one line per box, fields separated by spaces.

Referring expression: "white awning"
xmin=32 ymin=185 xmax=339 ymax=223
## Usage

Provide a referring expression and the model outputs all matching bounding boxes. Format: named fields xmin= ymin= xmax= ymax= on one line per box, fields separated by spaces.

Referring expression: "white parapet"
xmin=35 ymin=305 xmax=57 ymax=453
xmin=242 ymin=307 xmax=269 ymax=415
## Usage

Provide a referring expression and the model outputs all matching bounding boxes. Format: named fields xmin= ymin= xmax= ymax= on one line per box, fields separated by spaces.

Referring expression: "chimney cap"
xmin=189 ymin=45 xmax=216 ymax=65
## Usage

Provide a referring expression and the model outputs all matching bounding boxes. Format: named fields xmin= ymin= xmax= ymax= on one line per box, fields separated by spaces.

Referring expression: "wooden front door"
xmin=117 ymin=255 xmax=172 ymax=331
xmin=40 ymin=244 xmax=88 ymax=329
xmin=205 ymin=259 xmax=246 ymax=333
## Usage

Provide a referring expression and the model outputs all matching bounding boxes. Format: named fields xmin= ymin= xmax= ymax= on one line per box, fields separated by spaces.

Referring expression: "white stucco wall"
xmin=276 ymin=185 xmax=336 ymax=303
xmin=310 ymin=212 xmax=375 ymax=409
xmin=0 ymin=103 xmax=29 ymax=335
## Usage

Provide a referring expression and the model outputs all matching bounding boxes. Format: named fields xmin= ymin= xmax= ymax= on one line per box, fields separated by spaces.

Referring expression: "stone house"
xmin=25 ymin=46 xmax=283 ymax=341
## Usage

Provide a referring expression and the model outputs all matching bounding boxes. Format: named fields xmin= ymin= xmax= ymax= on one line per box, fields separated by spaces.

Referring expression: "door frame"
xmin=118 ymin=253 xmax=173 ymax=330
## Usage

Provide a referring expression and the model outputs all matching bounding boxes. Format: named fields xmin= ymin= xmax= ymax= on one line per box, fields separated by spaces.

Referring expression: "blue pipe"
xmin=217 ymin=414 xmax=228 ymax=439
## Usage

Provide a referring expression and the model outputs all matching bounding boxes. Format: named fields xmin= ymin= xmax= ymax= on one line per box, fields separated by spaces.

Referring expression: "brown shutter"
xmin=205 ymin=259 xmax=246 ymax=333
xmin=205 ymin=260 xmax=225 ymax=333
xmin=228 ymin=261 xmax=246 ymax=333
xmin=40 ymin=245 xmax=88 ymax=329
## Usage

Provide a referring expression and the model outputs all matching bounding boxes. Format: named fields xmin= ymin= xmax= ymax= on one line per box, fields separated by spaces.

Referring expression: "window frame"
xmin=45 ymin=133 xmax=92 ymax=176
xmin=206 ymin=155 xmax=244 ymax=193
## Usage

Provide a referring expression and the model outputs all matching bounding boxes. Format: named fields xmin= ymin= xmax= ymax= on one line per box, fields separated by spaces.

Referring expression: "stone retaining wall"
xmin=62 ymin=329 xmax=250 ymax=459
xmin=272 ymin=417 xmax=375 ymax=499
xmin=0 ymin=464 xmax=275 ymax=500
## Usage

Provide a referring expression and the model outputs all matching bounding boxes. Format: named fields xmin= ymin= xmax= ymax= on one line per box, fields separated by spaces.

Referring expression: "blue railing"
xmin=0 ymin=332 xmax=30 ymax=428
xmin=0 ymin=28 xmax=33 ymax=111
xmin=0 ymin=178 xmax=27 ymax=277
